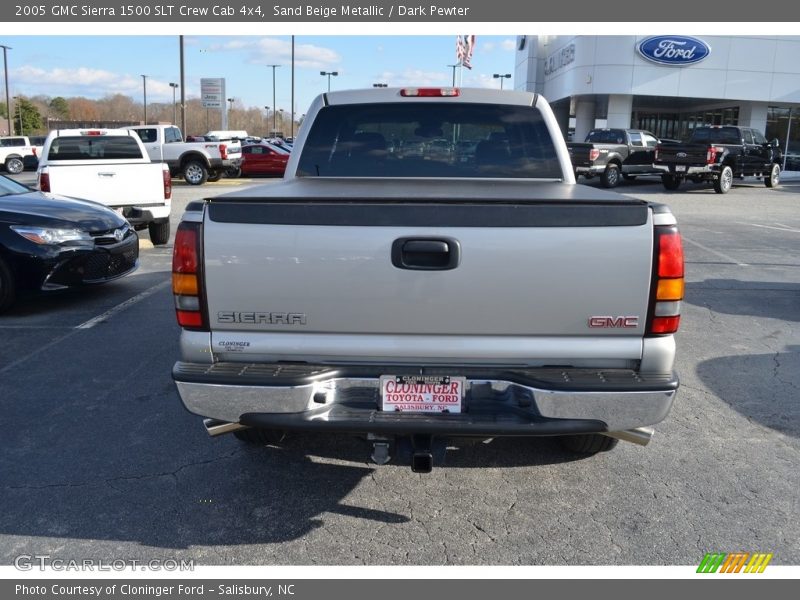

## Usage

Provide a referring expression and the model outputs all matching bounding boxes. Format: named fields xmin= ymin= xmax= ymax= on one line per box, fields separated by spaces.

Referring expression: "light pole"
xmin=227 ymin=97 xmax=234 ymax=127
xmin=267 ymin=64 xmax=281 ymax=134
xmin=1 ymin=45 xmax=11 ymax=136
xmin=447 ymin=63 xmax=459 ymax=87
xmin=493 ymin=73 xmax=511 ymax=90
xmin=141 ymin=74 xmax=148 ymax=123
xmin=320 ymin=71 xmax=338 ymax=93
xmin=169 ymin=82 xmax=179 ymax=124
xmin=264 ymin=106 xmax=270 ymax=132
xmin=13 ymin=95 xmax=22 ymax=135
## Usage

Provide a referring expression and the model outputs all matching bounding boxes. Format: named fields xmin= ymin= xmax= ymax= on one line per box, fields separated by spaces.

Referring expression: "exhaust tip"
xmin=411 ymin=453 xmax=433 ymax=474
xmin=203 ymin=418 xmax=249 ymax=437
xmin=603 ymin=426 xmax=655 ymax=447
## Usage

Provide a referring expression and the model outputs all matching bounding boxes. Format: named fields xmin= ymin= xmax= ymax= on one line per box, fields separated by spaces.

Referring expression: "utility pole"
xmin=141 ymin=74 xmax=148 ymax=123
xmin=447 ymin=64 xmax=459 ymax=87
xmin=1 ymin=45 xmax=12 ymax=135
xmin=291 ymin=36 xmax=295 ymax=138
xmin=267 ymin=64 xmax=281 ymax=134
xmin=493 ymin=73 xmax=511 ymax=90
xmin=169 ymin=83 xmax=179 ymax=124
xmin=320 ymin=71 xmax=338 ymax=93
xmin=179 ymin=35 xmax=186 ymax=135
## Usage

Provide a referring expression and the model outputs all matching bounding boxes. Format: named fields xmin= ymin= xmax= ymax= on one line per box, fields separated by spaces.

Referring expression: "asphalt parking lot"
xmin=0 ymin=172 xmax=798 ymax=566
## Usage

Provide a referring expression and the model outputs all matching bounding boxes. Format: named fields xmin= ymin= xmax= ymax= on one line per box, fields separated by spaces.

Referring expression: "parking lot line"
xmin=682 ymin=236 xmax=749 ymax=267
xmin=75 ymin=280 xmax=170 ymax=330
xmin=742 ymin=222 xmax=800 ymax=234
xmin=0 ymin=280 xmax=171 ymax=376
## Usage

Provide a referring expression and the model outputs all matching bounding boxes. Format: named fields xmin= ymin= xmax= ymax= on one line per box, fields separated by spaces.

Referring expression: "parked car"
xmin=0 ymin=136 xmax=36 ymax=175
xmin=0 ymin=175 xmax=138 ymax=314
xmin=567 ymin=128 xmax=666 ymax=187
xmin=239 ymin=143 xmax=289 ymax=177
xmin=654 ymin=126 xmax=782 ymax=193
xmin=25 ymin=136 xmax=47 ymax=170
xmin=128 ymin=124 xmax=242 ymax=185
xmin=37 ymin=128 xmax=172 ymax=244
xmin=172 ymin=87 xmax=683 ymax=471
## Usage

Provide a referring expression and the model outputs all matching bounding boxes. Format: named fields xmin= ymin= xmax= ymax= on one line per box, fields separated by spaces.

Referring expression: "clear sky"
xmin=1 ymin=35 xmax=519 ymax=117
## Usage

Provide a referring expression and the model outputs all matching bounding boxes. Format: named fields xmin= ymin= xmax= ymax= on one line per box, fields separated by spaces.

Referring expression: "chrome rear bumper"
xmin=173 ymin=362 xmax=678 ymax=436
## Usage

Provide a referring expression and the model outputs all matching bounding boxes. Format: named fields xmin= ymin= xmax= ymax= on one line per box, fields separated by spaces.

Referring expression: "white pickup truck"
xmin=0 ymin=136 xmax=36 ymax=174
xmin=127 ymin=124 xmax=242 ymax=185
xmin=171 ymin=88 xmax=684 ymax=472
xmin=36 ymin=128 xmax=172 ymax=244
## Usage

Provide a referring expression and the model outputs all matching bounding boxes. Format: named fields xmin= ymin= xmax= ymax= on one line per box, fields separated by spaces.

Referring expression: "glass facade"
xmin=634 ymin=107 xmax=739 ymax=141
xmin=766 ymin=107 xmax=800 ymax=170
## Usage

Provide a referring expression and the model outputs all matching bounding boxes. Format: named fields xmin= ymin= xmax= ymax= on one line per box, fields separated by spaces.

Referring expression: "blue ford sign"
xmin=637 ymin=36 xmax=710 ymax=66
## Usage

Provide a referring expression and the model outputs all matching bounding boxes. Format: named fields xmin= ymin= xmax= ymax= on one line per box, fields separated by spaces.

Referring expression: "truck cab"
xmin=128 ymin=124 xmax=242 ymax=185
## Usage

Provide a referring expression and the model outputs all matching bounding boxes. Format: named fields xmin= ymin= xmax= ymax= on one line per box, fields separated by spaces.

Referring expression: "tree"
xmin=49 ymin=96 xmax=70 ymax=119
xmin=13 ymin=97 xmax=42 ymax=135
xmin=67 ymin=97 xmax=99 ymax=121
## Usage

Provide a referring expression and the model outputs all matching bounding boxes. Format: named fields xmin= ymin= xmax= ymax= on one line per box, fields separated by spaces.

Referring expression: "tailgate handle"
xmin=392 ymin=237 xmax=460 ymax=271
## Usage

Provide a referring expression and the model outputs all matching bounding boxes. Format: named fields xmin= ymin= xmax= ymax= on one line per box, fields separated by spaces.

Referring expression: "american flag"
xmin=456 ymin=35 xmax=476 ymax=69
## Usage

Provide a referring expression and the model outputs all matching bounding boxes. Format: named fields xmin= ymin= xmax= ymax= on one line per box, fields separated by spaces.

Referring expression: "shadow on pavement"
xmin=684 ymin=279 xmax=800 ymax=322
xmin=696 ymin=346 xmax=800 ymax=438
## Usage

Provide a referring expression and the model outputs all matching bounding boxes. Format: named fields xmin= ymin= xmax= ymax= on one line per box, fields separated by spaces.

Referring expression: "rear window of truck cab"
xmin=296 ymin=103 xmax=561 ymax=179
xmin=47 ymin=136 xmax=144 ymax=160
xmin=690 ymin=127 xmax=742 ymax=144
xmin=585 ymin=129 xmax=626 ymax=144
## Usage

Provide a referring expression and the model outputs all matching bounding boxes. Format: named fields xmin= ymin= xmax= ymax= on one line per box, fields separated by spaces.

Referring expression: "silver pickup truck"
xmin=171 ymin=88 xmax=684 ymax=472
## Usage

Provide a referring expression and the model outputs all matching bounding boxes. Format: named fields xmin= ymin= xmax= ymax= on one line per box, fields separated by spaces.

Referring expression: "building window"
xmin=766 ymin=107 xmax=800 ymax=170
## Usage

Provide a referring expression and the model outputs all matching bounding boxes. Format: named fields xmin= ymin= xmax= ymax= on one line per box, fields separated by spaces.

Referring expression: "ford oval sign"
xmin=638 ymin=36 xmax=710 ymax=66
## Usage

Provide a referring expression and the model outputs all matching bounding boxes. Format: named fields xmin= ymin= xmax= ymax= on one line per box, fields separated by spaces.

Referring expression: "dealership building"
xmin=514 ymin=35 xmax=800 ymax=165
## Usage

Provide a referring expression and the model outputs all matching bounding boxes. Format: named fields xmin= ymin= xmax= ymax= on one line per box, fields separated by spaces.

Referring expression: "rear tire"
xmin=0 ymin=256 xmax=17 ymax=314
xmin=559 ymin=434 xmax=619 ymax=454
xmin=206 ymin=171 xmax=222 ymax=182
xmin=765 ymin=163 xmax=780 ymax=188
xmin=4 ymin=156 xmax=24 ymax=175
xmin=225 ymin=166 xmax=241 ymax=178
xmin=601 ymin=164 xmax=620 ymax=188
xmin=661 ymin=174 xmax=682 ymax=190
xmin=147 ymin=221 xmax=170 ymax=246
xmin=713 ymin=165 xmax=733 ymax=194
xmin=183 ymin=160 xmax=208 ymax=185
xmin=233 ymin=427 xmax=287 ymax=446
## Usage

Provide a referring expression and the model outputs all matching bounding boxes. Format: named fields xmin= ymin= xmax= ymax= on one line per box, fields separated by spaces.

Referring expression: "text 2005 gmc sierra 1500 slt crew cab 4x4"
xmin=171 ymin=88 xmax=684 ymax=472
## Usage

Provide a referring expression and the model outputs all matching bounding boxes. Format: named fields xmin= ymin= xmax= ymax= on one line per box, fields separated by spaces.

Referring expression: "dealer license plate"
xmin=675 ymin=165 xmax=686 ymax=172
xmin=380 ymin=375 xmax=464 ymax=414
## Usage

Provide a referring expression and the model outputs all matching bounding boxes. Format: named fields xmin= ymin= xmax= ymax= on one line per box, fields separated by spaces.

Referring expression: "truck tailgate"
xmin=202 ymin=179 xmax=654 ymax=365
xmin=44 ymin=162 xmax=165 ymax=208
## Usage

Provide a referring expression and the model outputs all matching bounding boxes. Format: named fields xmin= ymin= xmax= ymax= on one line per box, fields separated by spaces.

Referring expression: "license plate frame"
xmin=675 ymin=165 xmax=687 ymax=172
xmin=380 ymin=375 xmax=465 ymax=414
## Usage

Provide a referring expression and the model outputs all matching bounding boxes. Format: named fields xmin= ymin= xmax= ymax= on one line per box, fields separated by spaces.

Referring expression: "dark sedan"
xmin=0 ymin=175 xmax=139 ymax=313
xmin=240 ymin=143 xmax=289 ymax=177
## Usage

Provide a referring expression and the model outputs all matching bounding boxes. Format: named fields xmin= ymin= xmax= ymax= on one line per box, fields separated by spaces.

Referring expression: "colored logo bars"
xmin=697 ymin=552 xmax=773 ymax=573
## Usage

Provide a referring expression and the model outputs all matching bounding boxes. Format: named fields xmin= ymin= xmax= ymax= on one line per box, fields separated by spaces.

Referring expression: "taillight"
xmin=706 ymin=146 xmax=724 ymax=164
xmin=400 ymin=88 xmax=460 ymax=97
xmin=32 ymin=147 xmax=37 ymax=157
xmin=39 ymin=172 xmax=50 ymax=192
xmin=648 ymin=226 xmax=684 ymax=335
xmin=589 ymin=149 xmax=600 ymax=161
xmin=172 ymin=221 xmax=207 ymax=330
xmin=219 ymin=143 xmax=227 ymax=160
xmin=162 ymin=168 xmax=172 ymax=199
